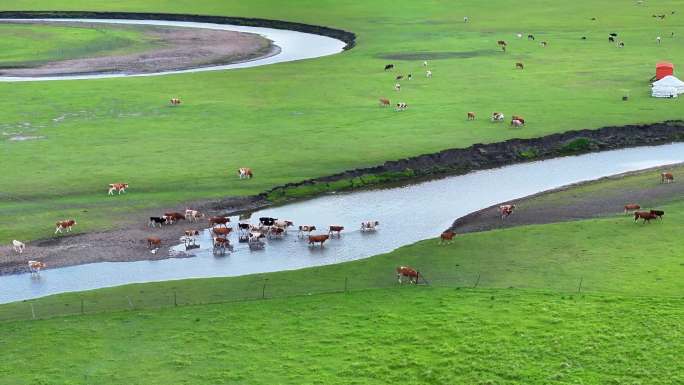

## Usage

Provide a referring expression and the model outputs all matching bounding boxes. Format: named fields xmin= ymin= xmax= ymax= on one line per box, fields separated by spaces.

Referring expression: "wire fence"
xmin=0 ymin=268 xmax=650 ymax=323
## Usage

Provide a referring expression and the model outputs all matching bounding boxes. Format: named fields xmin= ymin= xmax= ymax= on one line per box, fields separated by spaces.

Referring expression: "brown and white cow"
xmin=208 ymin=216 xmax=230 ymax=227
xmin=238 ymin=168 xmax=253 ymax=179
xmin=634 ymin=211 xmax=658 ymax=223
xmin=55 ymin=220 xmax=77 ymax=234
xmin=28 ymin=260 xmax=46 ymax=275
xmin=467 ymin=112 xmax=476 ymax=120
xmin=512 ymin=115 xmax=525 ymax=124
xmin=108 ymin=183 xmax=129 ymax=195
xmin=308 ymin=234 xmax=330 ymax=247
xmin=12 ymin=240 xmax=25 ymax=254
xmin=396 ymin=102 xmax=408 ymax=111
xmin=170 ymin=98 xmax=181 ymax=106
xmin=661 ymin=172 xmax=674 ymax=184
xmin=298 ymin=225 xmax=316 ymax=238
xmin=361 ymin=221 xmax=379 ymax=231
xmin=184 ymin=209 xmax=203 ymax=222
xmin=440 ymin=230 xmax=456 ymax=244
xmin=164 ymin=212 xmax=185 ymax=225
xmin=500 ymin=204 xmax=516 ymax=219
xmin=624 ymin=204 xmax=641 ymax=213
xmin=491 ymin=112 xmax=505 ymax=122
xmin=396 ymin=266 xmax=419 ymax=284
xmin=329 ymin=225 xmax=344 ymax=237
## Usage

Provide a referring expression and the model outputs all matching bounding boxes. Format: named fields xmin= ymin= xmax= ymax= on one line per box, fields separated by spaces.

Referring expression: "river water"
xmin=1 ymin=143 xmax=683 ymax=303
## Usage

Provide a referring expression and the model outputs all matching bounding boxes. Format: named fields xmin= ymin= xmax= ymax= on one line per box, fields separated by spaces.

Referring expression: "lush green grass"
xmin=0 ymin=22 xmax=156 ymax=68
xmin=1 ymin=0 xmax=684 ymax=242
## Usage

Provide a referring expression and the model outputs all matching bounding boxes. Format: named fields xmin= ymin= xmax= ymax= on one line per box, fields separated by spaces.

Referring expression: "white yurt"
xmin=651 ymin=75 xmax=684 ymax=98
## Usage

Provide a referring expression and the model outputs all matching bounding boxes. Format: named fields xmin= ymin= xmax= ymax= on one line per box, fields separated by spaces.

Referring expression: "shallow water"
xmin=0 ymin=18 xmax=347 ymax=82
xmin=1 ymin=143 xmax=683 ymax=303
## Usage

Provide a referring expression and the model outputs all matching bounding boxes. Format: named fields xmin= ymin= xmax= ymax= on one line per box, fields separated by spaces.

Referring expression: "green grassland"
xmin=0 ymin=22 xmax=156 ymax=68
xmin=1 ymin=0 xmax=684 ymax=242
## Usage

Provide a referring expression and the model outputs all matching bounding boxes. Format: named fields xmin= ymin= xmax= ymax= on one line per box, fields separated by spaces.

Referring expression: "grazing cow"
xmin=608 ymin=36 xmax=615 ymax=42
xmin=463 ymin=16 xmax=469 ymax=23
xmin=650 ymin=210 xmax=665 ymax=220
xmin=212 ymin=227 xmax=233 ymax=236
xmin=511 ymin=115 xmax=525 ymax=124
xmin=609 ymin=33 xmax=618 ymax=37
xmin=148 ymin=216 xmax=165 ymax=227
xmin=184 ymin=209 xmax=203 ymax=222
xmin=395 ymin=83 xmax=401 ymax=91
xmin=407 ymin=73 xmax=412 ymax=80
xmin=12 ymin=240 xmax=25 ymax=254
xmin=329 ymin=225 xmax=344 ymax=237
xmin=396 ymin=102 xmax=408 ymax=111
xmin=170 ymin=98 xmax=181 ymax=106
xmin=511 ymin=119 xmax=524 ymax=128
xmin=396 ymin=266 xmax=419 ymax=284
xmin=540 ymin=41 xmax=548 ymax=47
xmin=209 ymin=216 xmax=230 ymax=227
xmin=500 ymin=204 xmax=516 ymax=219
xmin=657 ymin=36 xmax=661 ymax=44
xmin=238 ymin=167 xmax=253 ymax=179
xmin=55 ymin=219 xmax=77 ymax=234
xmin=440 ymin=230 xmax=456 ymax=244
xmin=491 ymin=112 xmax=505 ymax=122
xmin=298 ymin=225 xmax=316 ymax=238
xmin=379 ymin=98 xmax=391 ymax=107
xmin=384 ymin=64 xmax=394 ymax=71
xmin=423 ymin=61 xmax=428 ymax=67
xmin=426 ymin=70 xmax=432 ymax=78
xmin=661 ymin=172 xmax=674 ymax=183
xmin=515 ymin=62 xmax=524 ymax=70
xmin=28 ymin=260 xmax=46 ymax=275
xmin=107 ymin=183 xmax=128 ymax=195
xmin=147 ymin=236 xmax=161 ymax=249
xmin=467 ymin=112 xmax=476 ymax=120
xmin=624 ymin=204 xmax=641 ymax=213
xmin=396 ymin=75 xmax=404 ymax=81
xmin=527 ymin=34 xmax=535 ymax=40
xmin=634 ymin=211 xmax=658 ymax=223
xmin=164 ymin=212 xmax=185 ymax=225
xmin=497 ymin=40 xmax=508 ymax=46
xmin=618 ymin=41 xmax=624 ymax=48
xmin=308 ymin=234 xmax=330 ymax=247
xmin=259 ymin=217 xmax=277 ymax=226
xmin=361 ymin=221 xmax=379 ymax=231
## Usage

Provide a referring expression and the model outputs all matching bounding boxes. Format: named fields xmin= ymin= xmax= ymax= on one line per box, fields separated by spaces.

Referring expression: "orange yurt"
xmin=656 ymin=62 xmax=674 ymax=80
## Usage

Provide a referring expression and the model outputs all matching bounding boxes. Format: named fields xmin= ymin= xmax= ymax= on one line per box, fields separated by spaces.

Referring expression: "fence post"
xmin=262 ymin=280 xmax=267 ymax=299
xmin=126 ymin=295 xmax=134 ymax=310
xmin=174 ymin=291 xmax=178 ymax=307
xmin=473 ymin=273 xmax=481 ymax=288
xmin=30 ymin=303 xmax=35 ymax=320
xmin=81 ymin=298 xmax=84 ymax=315
xmin=344 ymin=277 xmax=348 ymax=293
xmin=577 ymin=277 xmax=583 ymax=293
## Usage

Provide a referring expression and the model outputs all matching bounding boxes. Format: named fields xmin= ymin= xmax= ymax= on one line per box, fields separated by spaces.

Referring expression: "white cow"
xmin=361 ymin=221 xmax=380 ymax=231
xmin=426 ymin=70 xmax=432 ymax=78
xmin=28 ymin=260 xmax=46 ymax=275
xmin=184 ymin=209 xmax=203 ymax=222
xmin=12 ymin=240 xmax=25 ymax=254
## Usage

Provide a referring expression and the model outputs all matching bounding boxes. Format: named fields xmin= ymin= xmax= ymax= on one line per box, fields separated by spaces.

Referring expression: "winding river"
xmin=2 ymin=143 xmax=684 ymax=304
xmin=0 ymin=18 xmax=347 ymax=81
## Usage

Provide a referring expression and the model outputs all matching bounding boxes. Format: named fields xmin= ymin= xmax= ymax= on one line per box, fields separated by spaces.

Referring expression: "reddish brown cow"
xmin=329 ymin=225 xmax=344 ymax=237
xmin=634 ymin=211 xmax=658 ymax=223
xmin=55 ymin=219 xmax=77 ymax=234
xmin=28 ymin=260 xmax=46 ymax=275
xmin=164 ymin=212 xmax=185 ymax=224
xmin=624 ymin=204 xmax=640 ymax=213
xmin=184 ymin=230 xmax=200 ymax=237
xmin=147 ymin=236 xmax=161 ymax=249
xmin=497 ymin=40 xmax=507 ymax=46
xmin=308 ymin=234 xmax=330 ymax=246
xmin=396 ymin=266 xmax=419 ymax=284
xmin=661 ymin=172 xmax=674 ymax=183
xmin=467 ymin=112 xmax=476 ymax=120
xmin=440 ymin=230 xmax=456 ymax=244
xmin=500 ymin=204 xmax=516 ymax=219
xmin=209 ymin=216 xmax=230 ymax=227
xmin=212 ymin=227 xmax=233 ymax=236
xmin=379 ymin=98 xmax=390 ymax=107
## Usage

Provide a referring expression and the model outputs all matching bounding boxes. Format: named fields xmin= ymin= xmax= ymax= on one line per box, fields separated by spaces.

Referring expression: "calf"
xmin=12 ymin=240 xmax=25 ymax=254
xmin=107 ymin=183 xmax=129 ymax=195
xmin=149 ymin=216 xmax=166 ymax=227
xmin=238 ymin=167 xmax=253 ymax=179
xmin=426 ymin=70 xmax=432 ymax=78
xmin=55 ymin=219 xmax=77 ymax=234
xmin=396 ymin=266 xmax=419 ymax=284
xmin=147 ymin=236 xmax=161 ymax=249
xmin=329 ymin=225 xmax=344 ymax=237
xmin=661 ymin=172 xmax=674 ymax=183
xmin=308 ymin=234 xmax=330 ymax=247
xmin=624 ymin=204 xmax=641 ymax=213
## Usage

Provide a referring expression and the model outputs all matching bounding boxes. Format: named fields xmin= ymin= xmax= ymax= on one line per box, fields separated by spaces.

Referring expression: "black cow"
xmin=384 ymin=64 xmax=394 ymax=71
xmin=650 ymin=210 xmax=665 ymax=220
xmin=609 ymin=33 xmax=618 ymax=37
xmin=148 ymin=217 xmax=166 ymax=228
xmin=259 ymin=217 xmax=277 ymax=226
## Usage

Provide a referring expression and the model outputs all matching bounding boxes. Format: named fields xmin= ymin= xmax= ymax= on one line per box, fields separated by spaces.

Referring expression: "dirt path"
xmin=0 ymin=21 xmax=276 ymax=76
xmin=449 ymin=164 xmax=684 ymax=234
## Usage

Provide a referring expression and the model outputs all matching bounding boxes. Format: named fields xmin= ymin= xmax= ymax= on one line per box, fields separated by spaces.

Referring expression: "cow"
xmin=184 ymin=229 xmax=200 ymax=245
xmin=426 ymin=70 xmax=432 ymax=78
xmin=608 ymin=36 xmax=615 ymax=42
xmin=209 ymin=216 xmax=230 ymax=227
xmin=379 ymin=98 xmax=390 ymax=107
xmin=170 ymin=98 xmax=181 ymax=106
xmin=395 ymin=83 xmax=401 ymax=91
xmin=269 ymin=226 xmax=285 ymax=239
xmin=384 ymin=64 xmax=394 ymax=71
xmin=634 ymin=211 xmax=658 ymax=224
xmin=407 ymin=73 xmax=412 ymax=80
xmin=308 ymin=234 xmax=330 ymax=247
xmin=238 ymin=222 xmax=251 ymax=233
xmin=396 ymin=266 xmax=419 ymax=284
xmin=609 ymin=33 xmax=618 ymax=37
xmin=512 ymin=115 xmax=525 ymax=124
xmin=657 ymin=36 xmax=661 ymax=44
xmin=259 ymin=217 xmax=277 ymax=226
xmin=515 ymin=62 xmax=524 ymax=70
xmin=527 ymin=34 xmax=535 ymax=40
xmin=396 ymin=102 xmax=408 ymax=111
xmin=212 ymin=227 xmax=233 ymax=236
xmin=463 ymin=16 xmax=469 ymax=23
xmin=511 ymin=119 xmax=524 ymax=128
xmin=238 ymin=167 xmax=253 ymax=179
xmin=213 ymin=236 xmax=232 ymax=255
xmin=361 ymin=221 xmax=380 ymax=231
xmin=28 ymin=260 xmax=46 ymax=275
xmin=624 ymin=204 xmax=641 ymax=213
xmin=107 ymin=183 xmax=128 ymax=195
xmin=147 ymin=236 xmax=161 ymax=249
xmin=274 ymin=220 xmax=294 ymax=230
xmin=149 ymin=216 xmax=166 ymax=227
xmin=423 ymin=61 xmax=428 ymax=67
xmin=497 ymin=40 xmax=508 ymax=47
xmin=184 ymin=209 xmax=203 ymax=222
xmin=396 ymin=75 xmax=404 ymax=81
xmin=500 ymin=204 xmax=515 ymax=219
xmin=617 ymin=41 xmax=624 ymax=48
xmin=184 ymin=229 xmax=200 ymax=238
xmin=491 ymin=112 xmax=505 ymax=122
xmin=329 ymin=225 xmax=344 ymax=237
xmin=540 ymin=41 xmax=548 ymax=47
xmin=298 ymin=225 xmax=316 ymax=238
xmin=12 ymin=240 xmax=25 ymax=254
xmin=55 ymin=220 xmax=77 ymax=234
xmin=661 ymin=172 xmax=674 ymax=183
xmin=650 ymin=210 xmax=665 ymax=220
xmin=467 ymin=112 xmax=476 ymax=120
xmin=440 ymin=230 xmax=456 ymax=244
xmin=517 ymin=33 xmax=523 ymax=39
xmin=164 ymin=212 xmax=185 ymax=225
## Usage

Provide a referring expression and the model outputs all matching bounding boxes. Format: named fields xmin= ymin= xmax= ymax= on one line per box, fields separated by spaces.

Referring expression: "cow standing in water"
xmin=298 ymin=225 xmax=316 ymax=238
xmin=396 ymin=266 xmax=419 ymax=284
xmin=329 ymin=225 xmax=344 ymax=237
xmin=361 ymin=221 xmax=379 ymax=231
xmin=28 ymin=261 xmax=46 ymax=275
xmin=308 ymin=234 xmax=329 ymax=247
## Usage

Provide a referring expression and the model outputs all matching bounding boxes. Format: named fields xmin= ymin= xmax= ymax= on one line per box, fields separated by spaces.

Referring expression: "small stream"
xmin=1 ymin=143 xmax=683 ymax=303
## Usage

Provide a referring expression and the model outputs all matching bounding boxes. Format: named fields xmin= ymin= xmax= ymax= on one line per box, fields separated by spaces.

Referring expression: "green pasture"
xmin=1 ymin=0 xmax=684 ymax=241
